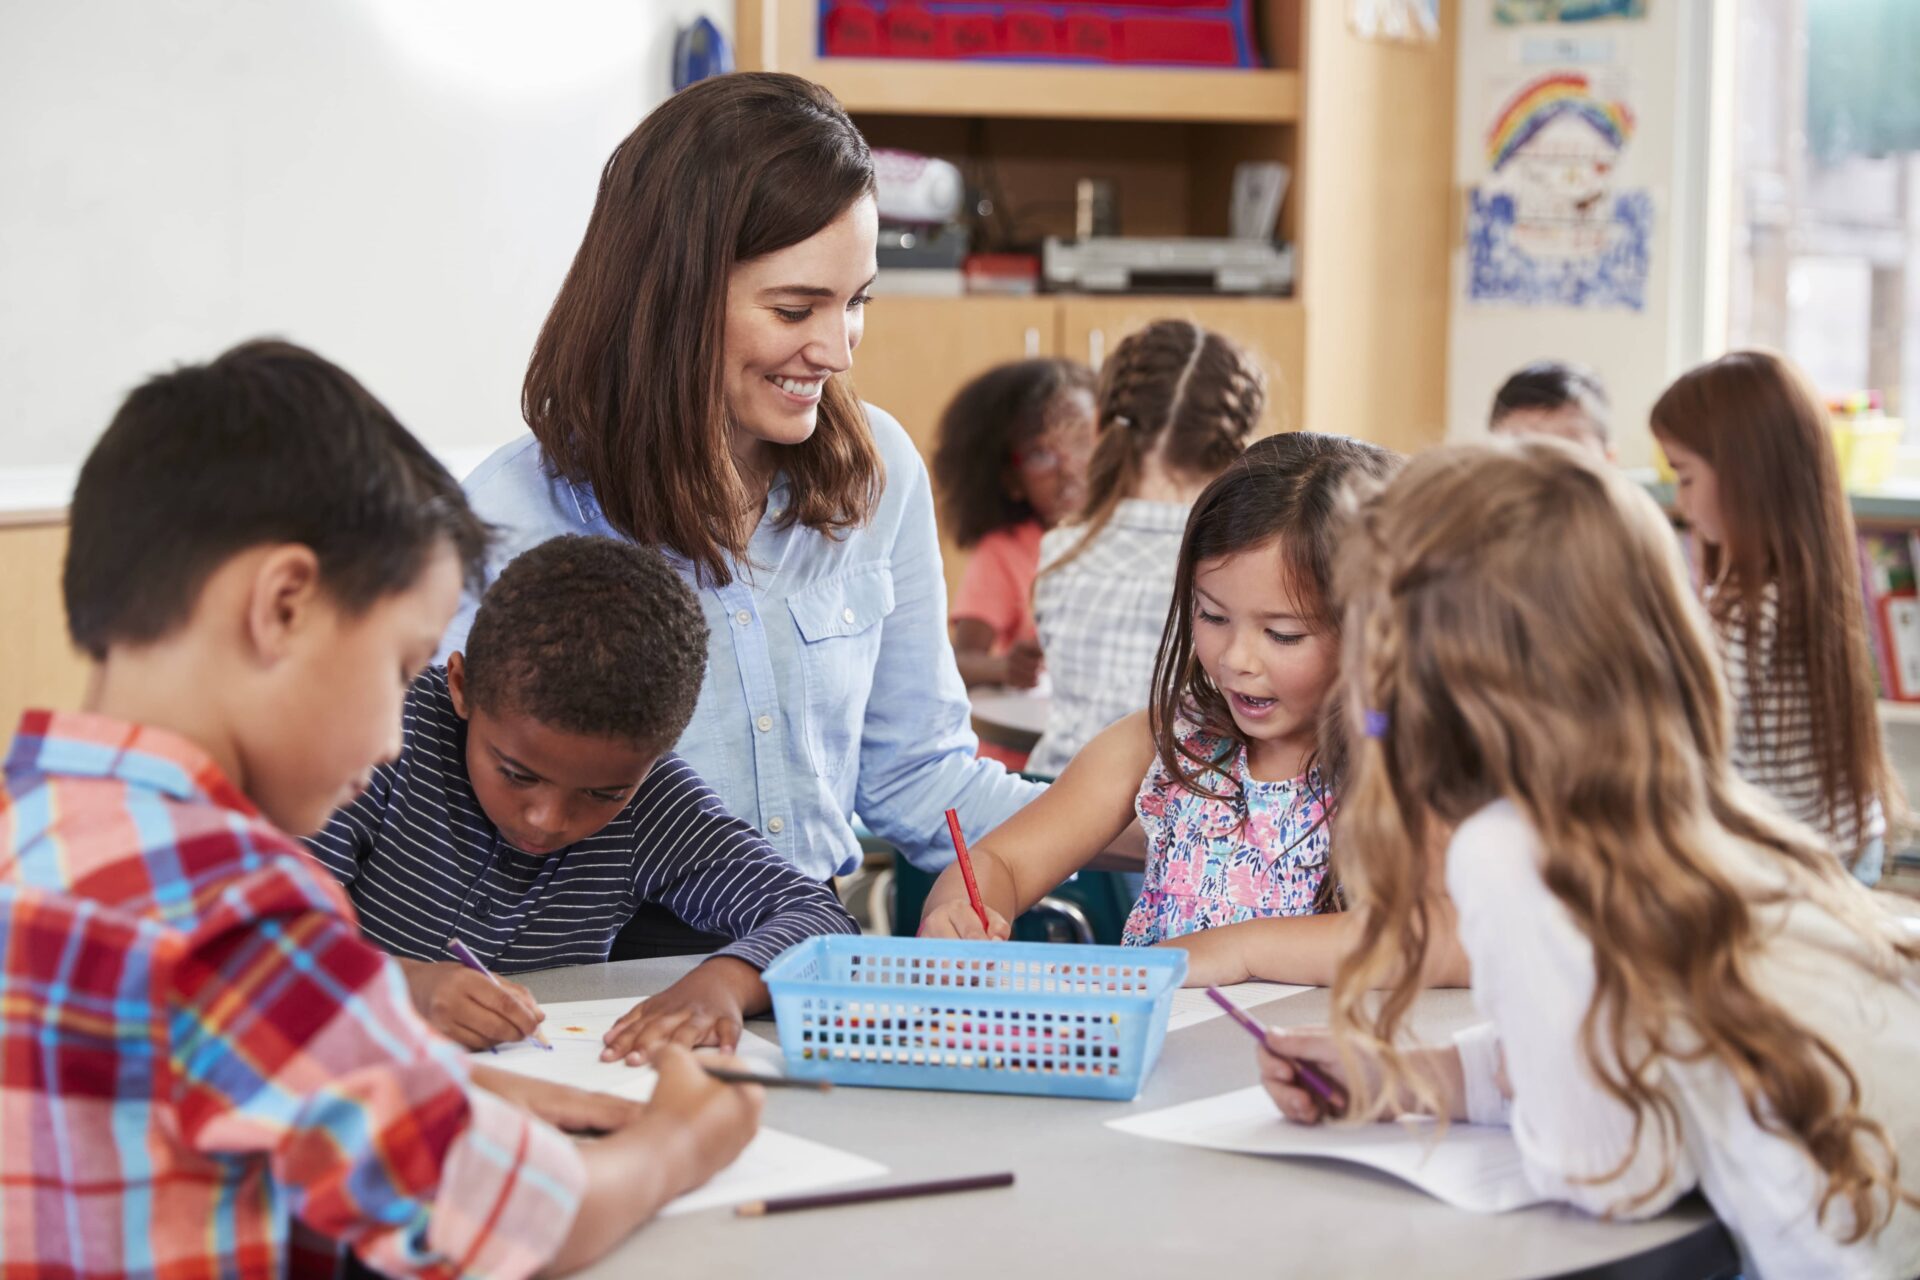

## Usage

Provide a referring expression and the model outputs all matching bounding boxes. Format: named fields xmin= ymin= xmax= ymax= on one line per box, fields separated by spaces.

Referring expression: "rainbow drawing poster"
xmin=1468 ymin=67 xmax=1650 ymax=309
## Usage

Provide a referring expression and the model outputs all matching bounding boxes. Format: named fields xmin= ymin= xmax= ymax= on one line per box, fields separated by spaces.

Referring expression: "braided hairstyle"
xmin=1042 ymin=319 xmax=1266 ymax=577
xmin=1327 ymin=440 xmax=1920 ymax=1236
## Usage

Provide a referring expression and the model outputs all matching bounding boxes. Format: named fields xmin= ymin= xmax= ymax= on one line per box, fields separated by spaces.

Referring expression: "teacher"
xmin=443 ymin=72 xmax=1041 ymax=951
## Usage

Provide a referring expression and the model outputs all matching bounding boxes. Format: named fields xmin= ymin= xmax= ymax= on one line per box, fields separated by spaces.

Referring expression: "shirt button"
xmin=841 ymin=606 xmax=855 ymax=624
xmin=735 ymin=609 xmax=752 ymax=627
xmin=756 ymin=714 xmax=773 ymax=732
xmin=768 ymin=816 xmax=785 ymax=834
xmin=769 ymin=506 xmax=785 ymax=520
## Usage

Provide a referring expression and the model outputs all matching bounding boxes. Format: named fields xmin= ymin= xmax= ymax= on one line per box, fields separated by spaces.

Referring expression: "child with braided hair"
xmin=1259 ymin=440 xmax=1920 ymax=1277
xmin=1025 ymin=320 xmax=1266 ymax=778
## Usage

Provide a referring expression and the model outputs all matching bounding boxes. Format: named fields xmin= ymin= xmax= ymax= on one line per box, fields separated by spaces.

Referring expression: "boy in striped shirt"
xmin=306 ymin=534 xmax=859 ymax=1061
xmin=0 ymin=342 xmax=760 ymax=1279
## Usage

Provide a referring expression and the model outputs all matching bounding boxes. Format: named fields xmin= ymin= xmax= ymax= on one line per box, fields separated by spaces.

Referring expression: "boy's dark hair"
xmin=462 ymin=535 xmax=708 ymax=752
xmin=932 ymin=358 xmax=1097 ymax=547
xmin=65 ymin=339 xmax=492 ymax=660
xmin=1489 ymin=359 xmax=1612 ymax=440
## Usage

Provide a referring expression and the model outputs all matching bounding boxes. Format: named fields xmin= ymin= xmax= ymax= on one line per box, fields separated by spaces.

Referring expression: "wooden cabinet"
xmin=0 ymin=522 xmax=89 ymax=730
xmin=852 ymin=294 xmax=1305 ymax=601
xmin=850 ymin=296 xmax=1055 ymax=602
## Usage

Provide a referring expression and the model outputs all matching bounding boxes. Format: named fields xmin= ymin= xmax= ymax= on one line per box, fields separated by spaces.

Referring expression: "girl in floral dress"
xmin=920 ymin=432 xmax=1468 ymax=988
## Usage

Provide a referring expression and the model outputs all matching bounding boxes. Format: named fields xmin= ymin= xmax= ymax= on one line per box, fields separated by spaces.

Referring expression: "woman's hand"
xmin=600 ymin=957 xmax=764 ymax=1064
xmin=399 ymin=958 xmax=545 ymax=1050
xmin=918 ymin=898 xmax=1012 ymax=941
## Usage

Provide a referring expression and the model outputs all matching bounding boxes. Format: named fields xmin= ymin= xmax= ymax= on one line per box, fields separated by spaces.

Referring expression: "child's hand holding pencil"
xmin=916 ymin=810 xmax=1014 ymax=941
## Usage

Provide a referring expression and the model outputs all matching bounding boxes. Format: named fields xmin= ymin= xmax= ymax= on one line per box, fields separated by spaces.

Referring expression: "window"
xmin=1725 ymin=0 xmax=1920 ymax=411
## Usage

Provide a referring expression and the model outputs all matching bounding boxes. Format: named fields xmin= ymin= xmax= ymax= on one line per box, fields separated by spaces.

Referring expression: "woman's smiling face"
xmin=721 ymin=194 xmax=878 ymax=480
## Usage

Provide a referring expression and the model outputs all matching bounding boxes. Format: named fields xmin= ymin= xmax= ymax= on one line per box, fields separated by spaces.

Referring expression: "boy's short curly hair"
xmin=462 ymin=535 xmax=708 ymax=751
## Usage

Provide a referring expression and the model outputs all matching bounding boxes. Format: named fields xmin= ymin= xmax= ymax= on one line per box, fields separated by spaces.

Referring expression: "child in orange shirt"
xmin=933 ymin=358 xmax=1097 ymax=693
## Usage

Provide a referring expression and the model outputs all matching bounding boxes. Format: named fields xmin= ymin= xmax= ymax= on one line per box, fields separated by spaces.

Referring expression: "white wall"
xmin=1 ymin=0 xmax=728 ymax=476
xmin=1444 ymin=3 xmax=1723 ymax=467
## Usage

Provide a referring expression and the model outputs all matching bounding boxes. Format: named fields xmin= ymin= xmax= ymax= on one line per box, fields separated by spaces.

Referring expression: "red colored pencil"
xmin=943 ymin=808 xmax=993 ymax=936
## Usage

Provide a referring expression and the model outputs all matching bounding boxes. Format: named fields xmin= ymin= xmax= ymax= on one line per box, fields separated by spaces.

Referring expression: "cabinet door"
xmin=848 ymin=295 xmax=1057 ymax=604
xmin=0 ymin=522 xmax=90 ymax=729
xmin=1056 ymin=296 xmax=1306 ymax=438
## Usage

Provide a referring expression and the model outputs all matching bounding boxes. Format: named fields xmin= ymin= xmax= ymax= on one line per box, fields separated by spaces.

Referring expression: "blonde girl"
xmin=1262 ymin=441 xmax=1920 ymax=1278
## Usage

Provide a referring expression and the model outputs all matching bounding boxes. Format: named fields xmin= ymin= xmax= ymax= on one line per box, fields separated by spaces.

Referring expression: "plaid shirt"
xmin=0 ymin=711 xmax=585 ymax=1279
xmin=1029 ymin=499 xmax=1191 ymax=777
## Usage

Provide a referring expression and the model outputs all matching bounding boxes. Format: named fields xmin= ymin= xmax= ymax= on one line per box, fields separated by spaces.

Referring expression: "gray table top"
xmin=523 ymin=957 xmax=1735 ymax=1280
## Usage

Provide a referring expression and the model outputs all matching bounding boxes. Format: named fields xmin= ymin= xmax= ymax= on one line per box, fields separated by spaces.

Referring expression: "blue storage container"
xmin=762 ymin=936 xmax=1187 ymax=1101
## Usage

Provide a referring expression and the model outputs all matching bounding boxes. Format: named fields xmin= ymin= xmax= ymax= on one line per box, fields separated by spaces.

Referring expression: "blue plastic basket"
xmin=762 ymin=936 xmax=1188 ymax=1101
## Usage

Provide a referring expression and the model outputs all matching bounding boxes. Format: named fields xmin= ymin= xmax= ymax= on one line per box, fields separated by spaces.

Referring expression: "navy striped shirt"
xmin=304 ymin=667 xmax=858 ymax=974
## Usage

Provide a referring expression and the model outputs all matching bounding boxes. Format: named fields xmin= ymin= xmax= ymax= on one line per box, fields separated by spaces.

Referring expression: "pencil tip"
xmin=736 ymin=1203 xmax=766 ymax=1218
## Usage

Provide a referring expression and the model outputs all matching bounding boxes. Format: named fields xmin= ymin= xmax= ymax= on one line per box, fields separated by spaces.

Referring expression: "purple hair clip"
xmin=1362 ymin=709 xmax=1389 ymax=739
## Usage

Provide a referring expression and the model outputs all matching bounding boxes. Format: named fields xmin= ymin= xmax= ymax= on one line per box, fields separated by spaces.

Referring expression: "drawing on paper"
xmin=1468 ymin=70 xmax=1651 ymax=310
xmin=1493 ymin=0 xmax=1645 ymax=22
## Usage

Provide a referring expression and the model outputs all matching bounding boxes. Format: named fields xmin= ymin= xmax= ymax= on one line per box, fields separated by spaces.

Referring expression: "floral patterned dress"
xmin=1121 ymin=718 xmax=1331 ymax=946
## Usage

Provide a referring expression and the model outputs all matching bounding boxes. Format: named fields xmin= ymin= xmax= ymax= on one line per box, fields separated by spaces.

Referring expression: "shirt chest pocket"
xmin=785 ymin=564 xmax=896 ymax=777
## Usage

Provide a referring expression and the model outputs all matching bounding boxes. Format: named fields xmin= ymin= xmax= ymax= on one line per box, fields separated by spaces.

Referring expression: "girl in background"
xmin=1652 ymin=350 xmax=1901 ymax=883
xmin=1026 ymin=319 xmax=1265 ymax=779
xmin=932 ymin=358 xmax=1096 ymax=696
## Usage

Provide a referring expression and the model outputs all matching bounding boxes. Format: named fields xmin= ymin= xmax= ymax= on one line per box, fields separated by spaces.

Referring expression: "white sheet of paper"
xmin=476 ymin=999 xmax=882 ymax=1216
xmin=1164 ymin=982 xmax=1311 ymax=1032
xmin=1107 ymin=1085 xmax=1543 ymax=1213
xmin=481 ymin=997 xmax=787 ymax=1097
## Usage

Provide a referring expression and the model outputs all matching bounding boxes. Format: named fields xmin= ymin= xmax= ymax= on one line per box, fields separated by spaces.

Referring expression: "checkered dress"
xmin=1028 ymin=500 xmax=1191 ymax=777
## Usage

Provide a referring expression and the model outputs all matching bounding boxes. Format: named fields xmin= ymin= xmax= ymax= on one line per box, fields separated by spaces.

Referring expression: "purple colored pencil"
xmin=447 ymin=936 xmax=552 ymax=1051
xmin=1204 ymin=986 xmax=1344 ymax=1113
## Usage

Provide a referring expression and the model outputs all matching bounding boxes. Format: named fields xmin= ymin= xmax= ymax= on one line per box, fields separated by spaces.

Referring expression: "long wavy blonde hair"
xmin=1328 ymin=439 xmax=1919 ymax=1237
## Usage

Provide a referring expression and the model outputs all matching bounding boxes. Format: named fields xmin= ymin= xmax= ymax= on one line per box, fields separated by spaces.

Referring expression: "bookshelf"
xmin=737 ymin=0 xmax=1457 ymax=597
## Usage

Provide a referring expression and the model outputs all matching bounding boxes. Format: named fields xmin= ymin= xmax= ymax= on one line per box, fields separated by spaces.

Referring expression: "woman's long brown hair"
xmin=1041 ymin=319 xmax=1265 ymax=579
xmin=1145 ymin=432 xmax=1400 ymax=910
xmin=523 ymin=72 xmax=882 ymax=587
xmin=1651 ymin=350 xmax=1900 ymax=856
xmin=1330 ymin=440 xmax=1919 ymax=1238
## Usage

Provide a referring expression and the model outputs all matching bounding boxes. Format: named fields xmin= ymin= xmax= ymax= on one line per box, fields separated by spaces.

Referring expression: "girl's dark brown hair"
xmin=1147 ymin=431 xmax=1401 ymax=909
xmin=1043 ymin=319 xmax=1266 ymax=577
xmin=932 ymin=358 xmax=1096 ymax=548
xmin=1651 ymin=350 xmax=1901 ymax=858
xmin=523 ymin=72 xmax=882 ymax=587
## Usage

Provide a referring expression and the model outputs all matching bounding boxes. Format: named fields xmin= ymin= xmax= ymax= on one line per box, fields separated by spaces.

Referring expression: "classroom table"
xmin=526 ymin=958 xmax=1739 ymax=1280
xmin=969 ymin=686 xmax=1050 ymax=757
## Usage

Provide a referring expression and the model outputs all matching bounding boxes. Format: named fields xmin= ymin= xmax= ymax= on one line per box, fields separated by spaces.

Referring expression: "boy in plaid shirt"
xmin=0 ymin=341 xmax=761 ymax=1278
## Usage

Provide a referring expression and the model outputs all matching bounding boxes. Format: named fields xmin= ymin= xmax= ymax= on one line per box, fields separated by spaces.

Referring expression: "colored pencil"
xmin=446 ymin=936 xmax=552 ymax=1051
xmin=735 ymin=1171 xmax=1015 ymax=1217
xmin=702 ymin=1066 xmax=833 ymax=1092
xmin=943 ymin=807 xmax=993 ymax=935
xmin=1204 ymin=986 xmax=1343 ymax=1113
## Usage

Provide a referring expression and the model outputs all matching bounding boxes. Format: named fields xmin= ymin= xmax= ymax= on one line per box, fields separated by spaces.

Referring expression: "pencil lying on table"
xmin=736 ymin=1171 xmax=1015 ymax=1217
xmin=702 ymin=1066 xmax=832 ymax=1092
